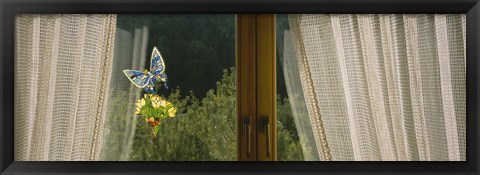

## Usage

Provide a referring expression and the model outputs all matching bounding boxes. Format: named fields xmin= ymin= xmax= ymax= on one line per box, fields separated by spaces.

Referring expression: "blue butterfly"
xmin=123 ymin=47 xmax=168 ymax=94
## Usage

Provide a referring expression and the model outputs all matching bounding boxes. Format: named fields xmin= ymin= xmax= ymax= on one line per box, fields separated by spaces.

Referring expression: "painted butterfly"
xmin=123 ymin=47 xmax=168 ymax=94
xmin=123 ymin=47 xmax=168 ymax=93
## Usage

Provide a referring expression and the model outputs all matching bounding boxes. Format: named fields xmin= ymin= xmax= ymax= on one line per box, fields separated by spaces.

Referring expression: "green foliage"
xmin=130 ymin=68 xmax=236 ymax=160
xmin=106 ymin=14 xmax=305 ymax=161
xmin=101 ymin=91 xmax=130 ymax=161
xmin=104 ymin=68 xmax=304 ymax=161
xmin=276 ymin=96 xmax=305 ymax=161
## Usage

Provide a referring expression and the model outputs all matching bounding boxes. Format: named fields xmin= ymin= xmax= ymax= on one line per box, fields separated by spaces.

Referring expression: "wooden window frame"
xmin=236 ymin=14 xmax=276 ymax=161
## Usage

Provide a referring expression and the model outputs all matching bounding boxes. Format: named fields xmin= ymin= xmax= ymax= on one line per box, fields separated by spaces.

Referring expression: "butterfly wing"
xmin=150 ymin=47 xmax=165 ymax=75
xmin=144 ymin=78 xmax=157 ymax=94
xmin=123 ymin=70 xmax=150 ymax=88
xmin=155 ymin=72 xmax=168 ymax=89
xmin=155 ymin=72 xmax=167 ymax=82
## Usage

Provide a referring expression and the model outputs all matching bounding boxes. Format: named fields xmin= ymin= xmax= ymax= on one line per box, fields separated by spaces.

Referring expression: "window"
xmin=14 ymin=14 xmax=238 ymax=161
xmin=14 ymin=13 xmax=466 ymax=161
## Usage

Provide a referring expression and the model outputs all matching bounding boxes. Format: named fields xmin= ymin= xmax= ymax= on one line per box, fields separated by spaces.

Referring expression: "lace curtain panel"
xmin=14 ymin=14 xmax=117 ymax=161
xmin=100 ymin=26 xmax=149 ymax=161
xmin=283 ymin=14 xmax=465 ymax=161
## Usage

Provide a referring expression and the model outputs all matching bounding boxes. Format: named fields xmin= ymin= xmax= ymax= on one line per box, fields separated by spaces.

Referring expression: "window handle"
xmin=261 ymin=116 xmax=270 ymax=157
xmin=243 ymin=116 xmax=251 ymax=158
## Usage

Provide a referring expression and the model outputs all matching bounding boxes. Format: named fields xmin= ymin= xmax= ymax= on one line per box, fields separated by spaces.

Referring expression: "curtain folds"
xmin=14 ymin=14 xmax=117 ymax=161
xmin=100 ymin=26 xmax=149 ymax=161
xmin=283 ymin=14 xmax=465 ymax=161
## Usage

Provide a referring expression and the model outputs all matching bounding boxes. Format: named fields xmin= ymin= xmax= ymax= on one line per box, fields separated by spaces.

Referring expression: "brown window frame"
xmin=236 ymin=14 xmax=276 ymax=161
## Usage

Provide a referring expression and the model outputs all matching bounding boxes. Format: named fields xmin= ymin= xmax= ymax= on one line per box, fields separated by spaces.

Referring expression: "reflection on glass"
xmin=276 ymin=14 xmax=318 ymax=161
xmin=103 ymin=14 xmax=237 ymax=161
xmin=14 ymin=14 xmax=236 ymax=161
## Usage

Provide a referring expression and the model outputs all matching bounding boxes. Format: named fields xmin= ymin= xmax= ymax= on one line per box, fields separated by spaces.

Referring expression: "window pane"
xmin=276 ymin=14 xmax=466 ymax=161
xmin=14 ymin=14 xmax=237 ymax=161
xmin=103 ymin=14 xmax=237 ymax=161
xmin=276 ymin=14 xmax=318 ymax=161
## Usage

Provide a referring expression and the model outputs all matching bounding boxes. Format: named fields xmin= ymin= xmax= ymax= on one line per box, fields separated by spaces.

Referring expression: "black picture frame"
xmin=1 ymin=0 xmax=478 ymax=174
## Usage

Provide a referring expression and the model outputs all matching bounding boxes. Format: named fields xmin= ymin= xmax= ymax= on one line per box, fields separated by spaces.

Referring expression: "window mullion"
xmin=255 ymin=14 xmax=276 ymax=161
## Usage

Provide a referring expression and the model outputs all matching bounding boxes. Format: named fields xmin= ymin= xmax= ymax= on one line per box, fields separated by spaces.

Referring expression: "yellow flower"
xmin=151 ymin=95 xmax=167 ymax=108
xmin=160 ymin=100 xmax=167 ymax=107
xmin=135 ymin=98 xmax=146 ymax=115
xmin=136 ymin=98 xmax=146 ymax=107
xmin=168 ymin=107 xmax=177 ymax=117
xmin=135 ymin=107 xmax=141 ymax=115
xmin=150 ymin=95 xmax=161 ymax=107
xmin=144 ymin=94 xmax=153 ymax=99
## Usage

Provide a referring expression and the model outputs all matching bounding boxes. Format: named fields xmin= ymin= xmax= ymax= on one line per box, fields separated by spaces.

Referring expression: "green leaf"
xmin=153 ymin=126 xmax=159 ymax=137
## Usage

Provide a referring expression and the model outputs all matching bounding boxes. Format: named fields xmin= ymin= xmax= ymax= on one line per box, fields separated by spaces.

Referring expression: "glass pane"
xmin=276 ymin=14 xmax=318 ymax=161
xmin=276 ymin=14 xmax=466 ymax=161
xmin=14 ymin=14 xmax=236 ymax=161
xmin=103 ymin=14 xmax=237 ymax=161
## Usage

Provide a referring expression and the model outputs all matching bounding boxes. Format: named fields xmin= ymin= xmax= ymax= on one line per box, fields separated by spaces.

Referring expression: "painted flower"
xmin=148 ymin=117 xmax=155 ymax=126
xmin=151 ymin=95 xmax=167 ymax=108
xmin=135 ymin=107 xmax=141 ymax=115
xmin=167 ymin=107 xmax=177 ymax=117
xmin=148 ymin=117 xmax=159 ymax=127
xmin=150 ymin=95 xmax=161 ymax=107
xmin=135 ymin=98 xmax=146 ymax=115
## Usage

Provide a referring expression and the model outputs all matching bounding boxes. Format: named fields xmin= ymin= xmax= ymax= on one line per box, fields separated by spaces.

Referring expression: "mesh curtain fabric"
xmin=282 ymin=14 xmax=466 ymax=161
xmin=100 ymin=26 xmax=149 ymax=161
xmin=14 ymin=14 xmax=117 ymax=161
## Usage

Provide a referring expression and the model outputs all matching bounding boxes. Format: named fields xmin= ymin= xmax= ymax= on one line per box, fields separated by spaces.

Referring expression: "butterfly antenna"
xmin=164 ymin=82 xmax=169 ymax=89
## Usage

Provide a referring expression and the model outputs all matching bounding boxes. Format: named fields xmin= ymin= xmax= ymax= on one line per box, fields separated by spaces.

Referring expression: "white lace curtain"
xmin=14 ymin=14 xmax=117 ymax=161
xmin=100 ymin=26 xmax=149 ymax=161
xmin=282 ymin=14 xmax=465 ymax=161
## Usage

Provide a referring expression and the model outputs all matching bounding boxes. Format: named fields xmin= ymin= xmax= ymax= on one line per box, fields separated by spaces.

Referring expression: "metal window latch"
xmin=260 ymin=116 xmax=270 ymax=157
xmin=243 ymin=116 xmax=251 ymax=158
